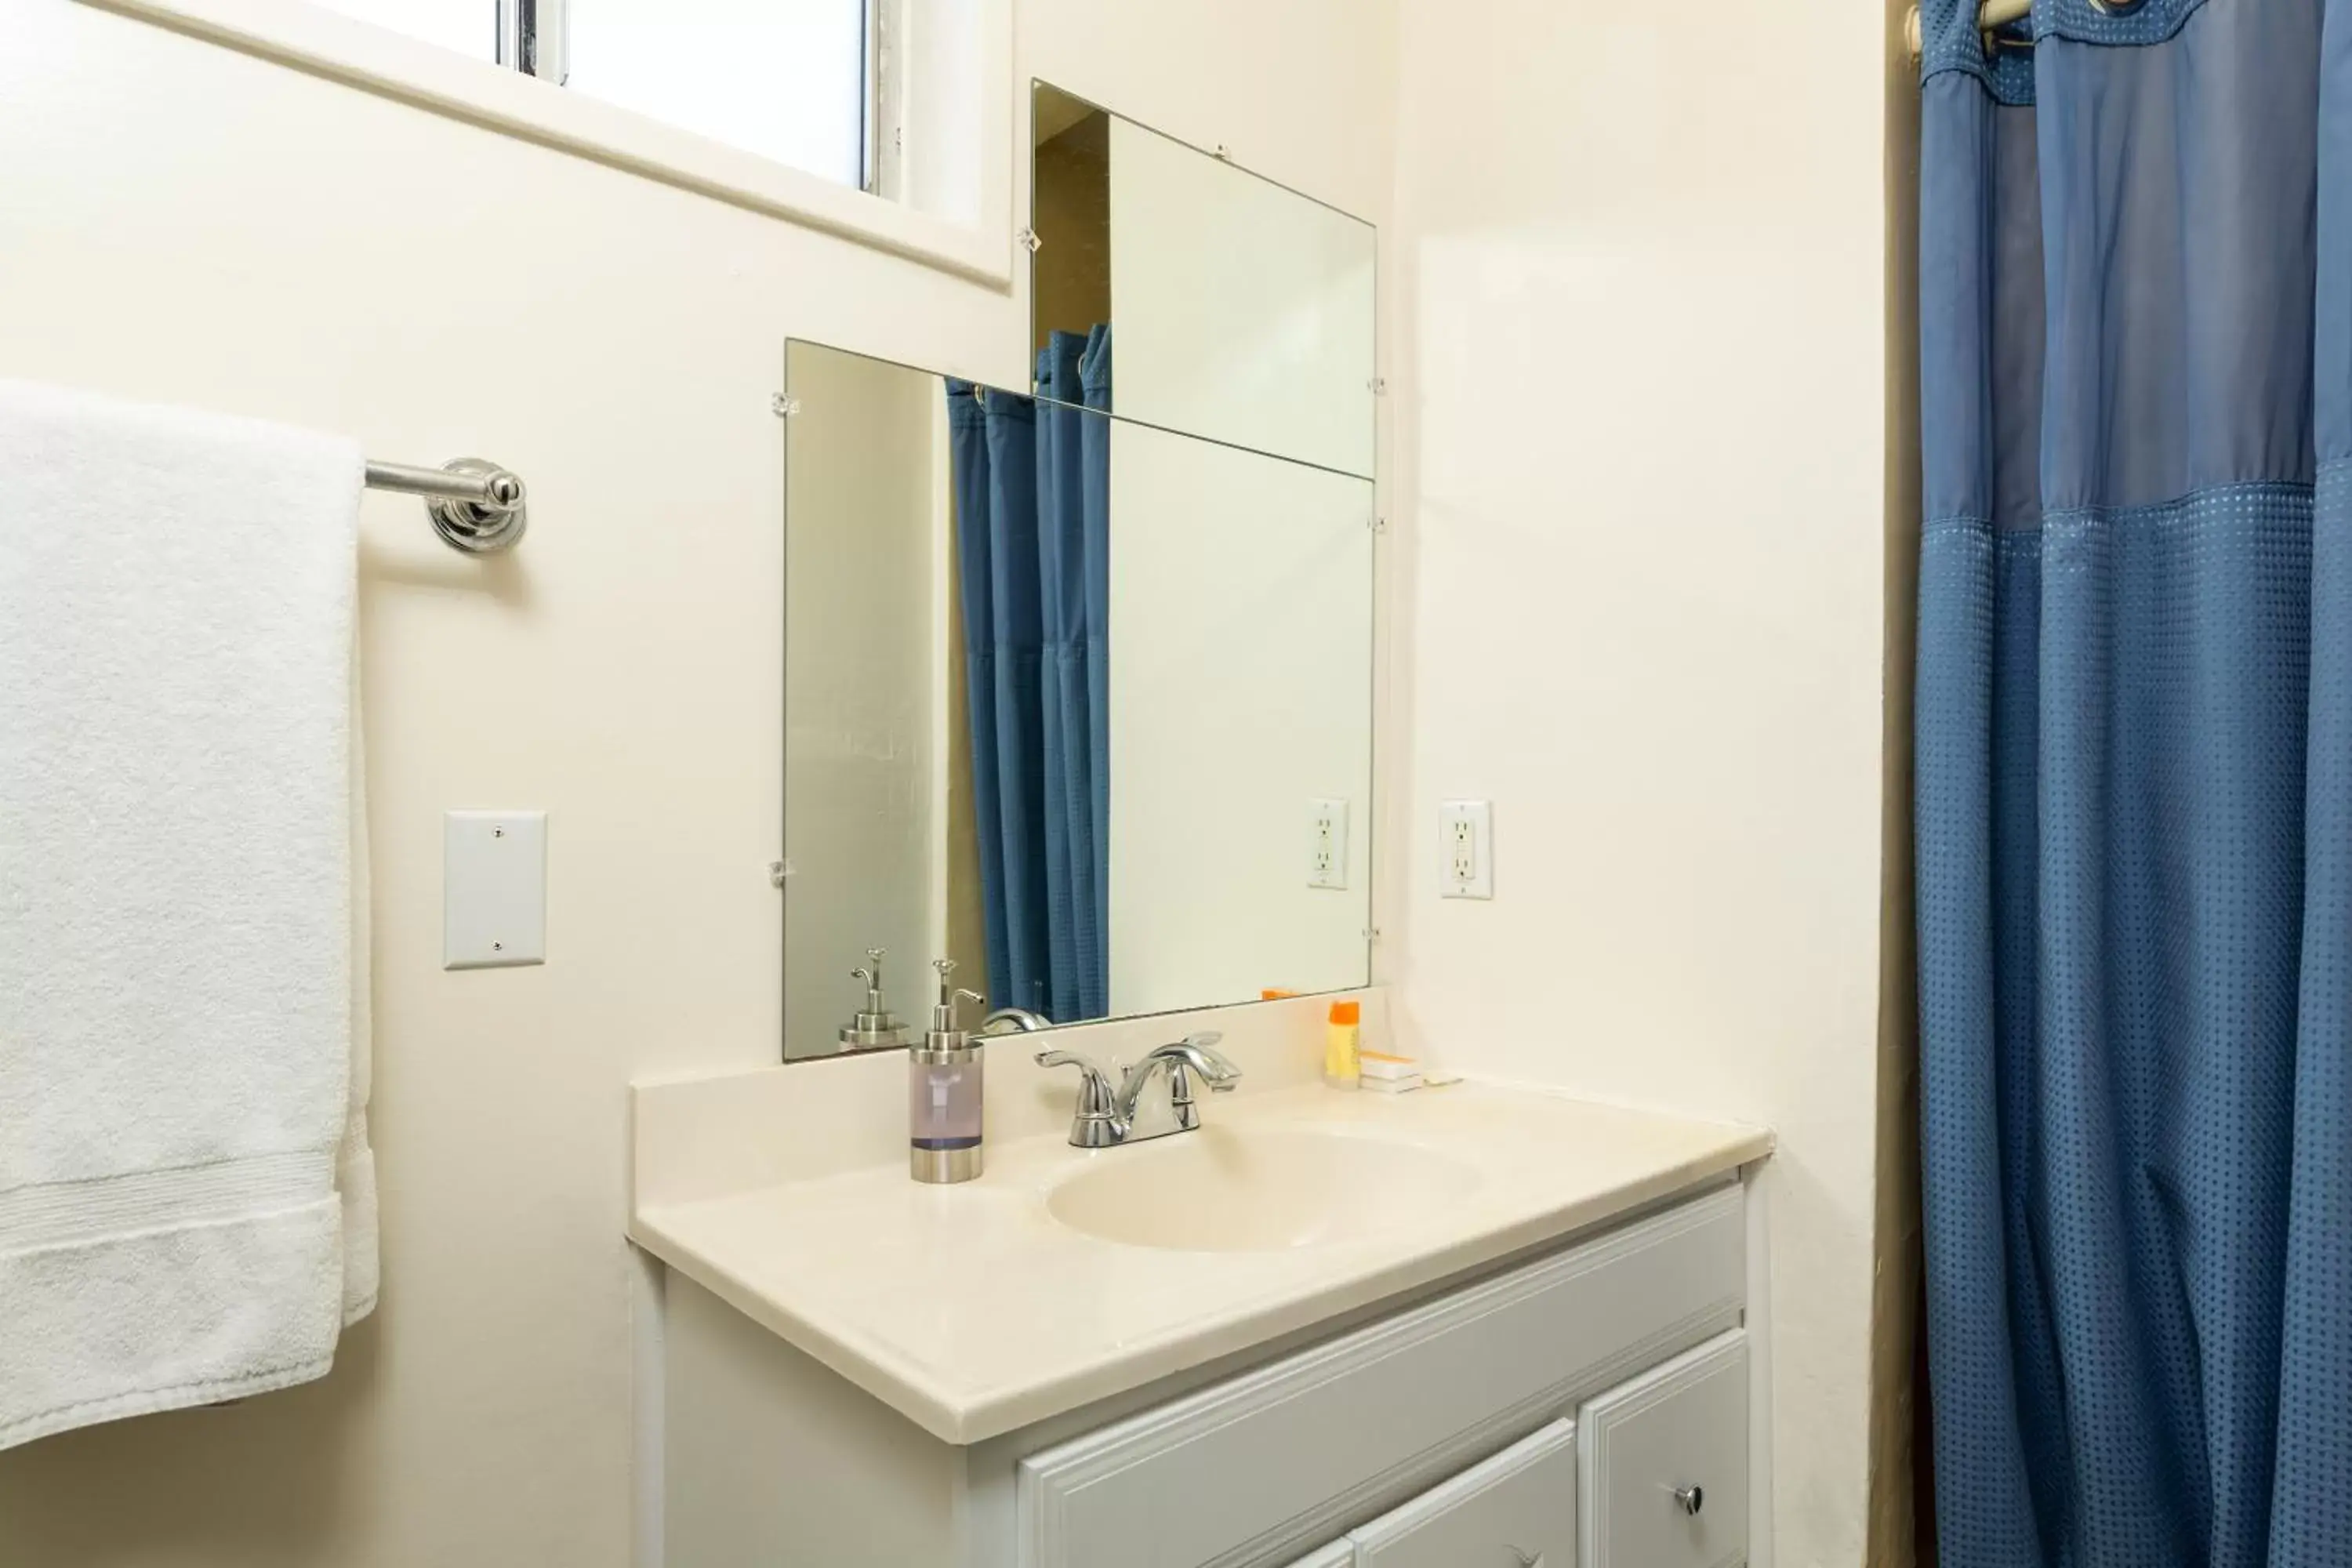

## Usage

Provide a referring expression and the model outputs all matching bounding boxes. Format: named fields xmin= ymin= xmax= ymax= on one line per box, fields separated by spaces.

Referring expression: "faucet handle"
xmin=1036 ymin=1048 xmax=1122 ymax=1145
xmin=1036 ymin=1048 xmax=1114 ymax=1106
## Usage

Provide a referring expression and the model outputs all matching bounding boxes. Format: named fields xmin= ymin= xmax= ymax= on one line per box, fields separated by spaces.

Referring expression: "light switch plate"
xmin=444 ymin=811 xmax=546 ymax=969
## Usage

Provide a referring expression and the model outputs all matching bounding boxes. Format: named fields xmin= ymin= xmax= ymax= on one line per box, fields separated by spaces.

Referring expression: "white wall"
xmin=1108 ymin=114 xmax=1377 ymax=476
xmin=782 ymin=344 xmax=940 ymax=1058
xmin=1107 ymin=422 xmax=1374 ymax=1016
xmin=1382 ymin=3 xmax=1893 ymax=1566
xmin=0 ymin=0 xmax=1396 ymax=1562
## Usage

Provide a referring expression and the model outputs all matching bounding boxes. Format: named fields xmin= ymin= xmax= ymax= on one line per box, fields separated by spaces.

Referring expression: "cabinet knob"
xmin=1673 ymin=1483 xmax=1705 ymax=1516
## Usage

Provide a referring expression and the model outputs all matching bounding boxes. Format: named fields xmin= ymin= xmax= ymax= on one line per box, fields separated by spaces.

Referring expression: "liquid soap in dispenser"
xmin=909 ymin=959 xmax=987 ymax=1184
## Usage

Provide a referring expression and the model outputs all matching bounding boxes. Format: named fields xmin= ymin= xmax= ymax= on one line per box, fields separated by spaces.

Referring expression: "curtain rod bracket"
xmin=1907 ymin=0 xmax=2033 ymax=64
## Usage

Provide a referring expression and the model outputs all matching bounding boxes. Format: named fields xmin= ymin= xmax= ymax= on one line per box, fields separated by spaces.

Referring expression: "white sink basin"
xmin=1044 ymin=1127 xmax=1482 ymax=1253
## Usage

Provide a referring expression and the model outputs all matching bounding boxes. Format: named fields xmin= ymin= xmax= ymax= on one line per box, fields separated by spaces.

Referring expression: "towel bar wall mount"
xmin=365 ymin=457 xmax=528 ymax=554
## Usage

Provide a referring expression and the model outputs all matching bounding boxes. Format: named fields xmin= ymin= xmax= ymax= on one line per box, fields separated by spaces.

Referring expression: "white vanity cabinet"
xmin=1283 ymin=1545 xmax=1360 ymax=1568
xmin=1578 ymin=1330 xmax=1748 ymax=1568
xmin=660 ymin=1179 xmax=1755 ymax=1568
xmin=1341 ymin=1417 xmax=1578 ymax=1566
xmin=1273 ymin=1338 xmax=1750 ymax=1568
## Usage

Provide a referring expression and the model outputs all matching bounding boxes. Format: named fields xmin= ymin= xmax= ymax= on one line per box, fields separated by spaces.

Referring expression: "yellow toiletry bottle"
xmin=1324 ymin=1000 xmax=1361 ymax=1090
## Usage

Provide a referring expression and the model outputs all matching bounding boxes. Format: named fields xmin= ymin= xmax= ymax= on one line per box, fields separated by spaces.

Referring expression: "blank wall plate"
xmin=1441 ymin=800 xmax=1494 ymax=899
xmin=1308 ymin=797 xmax=1350 ymax=890
xmin=445 ymin=810 xmax=546 ymax=969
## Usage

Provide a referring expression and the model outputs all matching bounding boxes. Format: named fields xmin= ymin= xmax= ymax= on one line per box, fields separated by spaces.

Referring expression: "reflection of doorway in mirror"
xmin=1029 ymin=80 xmax=1377 ymax=477
xmin=1031 ymin=88 xmax=1110 ymax=361
xmin=939 ymin=463 xmax=989 ymax=1028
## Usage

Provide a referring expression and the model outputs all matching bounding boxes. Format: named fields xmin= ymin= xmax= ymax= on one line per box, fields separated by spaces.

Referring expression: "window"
xmin=565 ymin=1 xmax=870 ymax=191
xmin=310 ymin=0 xmax=883 ymax=192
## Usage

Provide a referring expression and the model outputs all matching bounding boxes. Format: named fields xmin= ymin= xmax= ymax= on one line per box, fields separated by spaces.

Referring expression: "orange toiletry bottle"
xmin=1324 ymin=1000 xmax=1362 ymax=1089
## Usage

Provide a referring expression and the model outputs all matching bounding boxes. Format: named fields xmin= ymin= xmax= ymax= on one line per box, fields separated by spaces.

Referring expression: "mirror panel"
xmin=782 ymin=340 xmax=1374 ymax=1060
xmin=1105 ymin=418 xmax=1374 ymax=1018
xmin=1031 ymin=83 xmax=1377 ymax=479
xmin=781 ymin=350 xmax=958 ymax=1062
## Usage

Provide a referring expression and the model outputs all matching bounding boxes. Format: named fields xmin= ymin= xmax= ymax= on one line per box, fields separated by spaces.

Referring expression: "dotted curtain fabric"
xmin=1916 ymin=0 xmax=2352 ymax=1564
xmin=945 ymin=328 xmax=1112 ymax=1025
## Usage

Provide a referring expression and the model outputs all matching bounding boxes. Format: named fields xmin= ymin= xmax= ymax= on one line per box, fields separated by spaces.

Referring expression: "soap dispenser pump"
xmin=909 ymin=959 xmax=987 ymax=1184
xmin=840 ymin=948 xmax=908 ymax=1051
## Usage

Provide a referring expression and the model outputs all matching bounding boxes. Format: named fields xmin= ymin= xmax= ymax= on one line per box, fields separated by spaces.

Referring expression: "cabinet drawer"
xmin=1347 ymin=1417 xmax=1575 ymax=1567
xmin=1017 ymin=1185 xmax=1744 ymax=1568
xmin=1577 ymin=1329 xmax=1748 ymax=1568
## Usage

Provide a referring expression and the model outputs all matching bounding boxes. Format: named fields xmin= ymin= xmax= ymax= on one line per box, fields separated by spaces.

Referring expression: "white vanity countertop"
xmin=628 ymin=1078 xmax=1772 ymax=1446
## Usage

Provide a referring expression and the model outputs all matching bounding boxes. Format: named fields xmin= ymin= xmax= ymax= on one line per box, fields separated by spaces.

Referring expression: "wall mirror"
xmin=1029 ymin=82 xmax=1377 ymax=479
xmin=781 ymin=340 xmax=1374 ymax=1060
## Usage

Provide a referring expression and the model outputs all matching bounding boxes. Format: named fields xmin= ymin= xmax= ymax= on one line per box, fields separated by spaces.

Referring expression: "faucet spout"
xmin=1116 ymin=1033 xmax=1241 ymax=1122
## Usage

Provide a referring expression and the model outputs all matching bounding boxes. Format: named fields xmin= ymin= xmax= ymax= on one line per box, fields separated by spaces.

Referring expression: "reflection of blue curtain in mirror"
xmin=946 ymin=325 xmax=1111 ymax=1022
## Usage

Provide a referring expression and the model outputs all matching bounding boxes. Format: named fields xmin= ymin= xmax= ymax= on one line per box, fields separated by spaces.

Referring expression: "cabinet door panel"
xmin=1348 ymin=1418 xmax=1575 ymax=1568
xmin=1577 ymin=1329 xmax=1747 ymax=1568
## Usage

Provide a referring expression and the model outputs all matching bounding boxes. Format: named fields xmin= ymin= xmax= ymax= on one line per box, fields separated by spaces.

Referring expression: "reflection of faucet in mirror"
xmin=838 ymin=948 xmax=908 ymax=1052
xmin=980 ymin=1007 xmax=1053 ymax=1035
xmin=1035 ymin=1032 xmax=1241 ymax=1149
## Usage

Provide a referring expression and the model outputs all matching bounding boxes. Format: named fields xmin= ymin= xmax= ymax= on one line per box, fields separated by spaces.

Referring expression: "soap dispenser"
xmin=840 ymin=948 xmax=907 ymax=1051
xmin=909 ymin=959 xmax=987 ymax=1184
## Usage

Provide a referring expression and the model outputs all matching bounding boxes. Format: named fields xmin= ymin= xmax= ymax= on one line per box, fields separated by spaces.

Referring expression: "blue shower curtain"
xmin=1917 ymin=2 xmax=2352 ymax=1564
xmin=946 ymin=326 xmax=1110 ymax=1022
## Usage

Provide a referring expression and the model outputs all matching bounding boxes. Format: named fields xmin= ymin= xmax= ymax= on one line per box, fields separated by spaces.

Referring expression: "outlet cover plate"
xmin=1308 ymin=797 xmax=1350 ymax=890
xmin=445 ymin=810 xmax=546 ymax=969
xmin=1441 ymin=800 xmax=1494 ymax=899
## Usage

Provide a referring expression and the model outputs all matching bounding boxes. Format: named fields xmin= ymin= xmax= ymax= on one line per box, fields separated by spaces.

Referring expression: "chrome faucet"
xmin=980 ymin=1006 xmax=1054 ymax=1034
xmin=1035 ymin=1032 xmax=1241 ymax=1149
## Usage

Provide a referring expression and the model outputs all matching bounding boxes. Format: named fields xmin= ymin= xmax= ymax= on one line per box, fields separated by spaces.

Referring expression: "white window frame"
xmin=74 ymin=0 xmax=1013 ymax=285
xmin=492 ymin=0 xmax=894 ymax=200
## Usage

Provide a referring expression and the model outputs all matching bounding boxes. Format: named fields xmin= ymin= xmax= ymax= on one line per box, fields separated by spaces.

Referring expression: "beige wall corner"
xmin=1868 ymin=0 xmax=1927 ymax=1559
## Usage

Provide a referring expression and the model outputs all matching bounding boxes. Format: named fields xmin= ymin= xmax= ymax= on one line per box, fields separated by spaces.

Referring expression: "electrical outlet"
xmin=1308 ymin=797 xmax=1350 ymax=890
xmin=1440 ymin=800 xmax=1494 ymax=899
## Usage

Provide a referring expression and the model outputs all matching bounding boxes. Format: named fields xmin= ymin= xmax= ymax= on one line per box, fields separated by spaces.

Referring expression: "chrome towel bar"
xmin=365 ymin=457 xmax=528 ymax=554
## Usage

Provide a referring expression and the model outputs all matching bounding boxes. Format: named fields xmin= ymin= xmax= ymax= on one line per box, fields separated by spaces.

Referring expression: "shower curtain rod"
xmin=1904 ymin=0 xmax=2032 ymax=60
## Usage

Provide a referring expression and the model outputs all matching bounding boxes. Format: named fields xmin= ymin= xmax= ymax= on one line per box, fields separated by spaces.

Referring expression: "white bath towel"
xmin=0 ymin=379 xmax=376 ymax=1450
